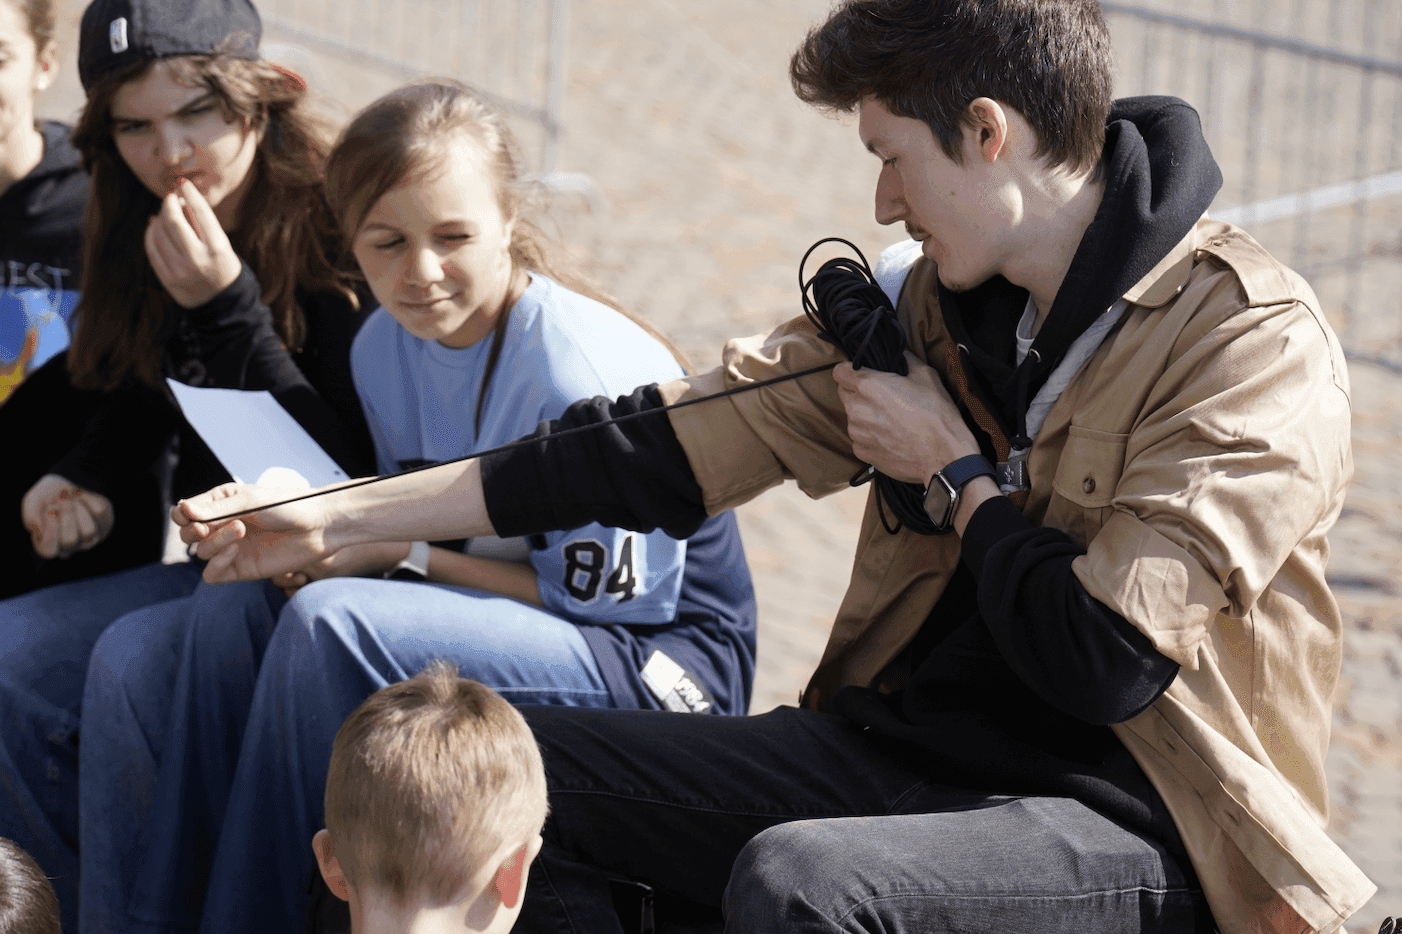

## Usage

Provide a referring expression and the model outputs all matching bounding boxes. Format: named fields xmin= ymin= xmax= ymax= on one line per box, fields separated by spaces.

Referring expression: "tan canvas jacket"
xmin=656 ymin=218 xmax=1375 ymax=934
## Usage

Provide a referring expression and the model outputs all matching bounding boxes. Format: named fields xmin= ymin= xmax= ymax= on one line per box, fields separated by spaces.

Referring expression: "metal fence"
xmin=250 ymin=0 xmax=1402 ymax=363
xmin=257 ymin=0 xmax=570 ymax=173
xmin=1101 ymin=0 xmax=1402 ymax=370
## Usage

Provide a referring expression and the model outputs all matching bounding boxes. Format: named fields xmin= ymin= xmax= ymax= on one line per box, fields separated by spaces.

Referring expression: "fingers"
xmin=143 ymin=183 xmax=239 ymax=308
xmin=179 ymin=482 xmax=249 ymax=523
xmin=275 ymin=571 xmax=309 ymax=598
xmin=74 ymin=492 xmax=115 ymax=549
xmin=22 ymin=476 xmax=107 ymax=558
xmin=33 ymin=498 xmax=81 ymax=559
xmin=159 ymin=186 xmax=207 ymax=256
xmin=33 ymin=507 xmax=61 ymax=557
xmin=179 ymin=481 xmax=307 ymax=542
xmin=21 ymin=493 xmax=43 ymax=534
xmin=146 ymin=198 xmax=197 ymax=276
xmin=192 ymin=519 xmax=246 ymax=561
xmin=199 ymin=527 xmax=248 ymax=584
xmin=145 ymin=215 xmax=178 ymax=287
xmin=70 ymin=495 xmax=98 ymax=546
xmin=179 ymin=178 xmax=224 ymax=245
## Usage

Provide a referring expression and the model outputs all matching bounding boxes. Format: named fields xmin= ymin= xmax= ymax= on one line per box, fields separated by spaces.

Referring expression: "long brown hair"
xmin=67 ymin=49 xmax=357 ymax=391
xmin=324 ymin=81 xmax=690 ymax=430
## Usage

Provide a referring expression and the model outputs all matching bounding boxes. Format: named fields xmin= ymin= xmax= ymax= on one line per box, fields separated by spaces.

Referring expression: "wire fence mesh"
xmin=253 ymin=0 xmax=1402 ymax=367
xmin=1104 ymin=0 xmax=1402 ymax=370
xmin=258 ymin=0 xmax=570 ymax=172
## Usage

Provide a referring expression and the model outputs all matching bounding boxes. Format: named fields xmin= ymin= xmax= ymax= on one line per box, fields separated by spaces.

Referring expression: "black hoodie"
xmin=478 ymin=97 xmax=1224 ymax=860
xmin=0 ymin=121 xmax=88 ymax=402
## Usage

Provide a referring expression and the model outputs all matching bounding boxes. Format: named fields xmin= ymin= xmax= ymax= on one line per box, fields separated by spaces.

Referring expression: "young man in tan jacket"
xmin=180 ymin=0 xmax=1374 ymax=931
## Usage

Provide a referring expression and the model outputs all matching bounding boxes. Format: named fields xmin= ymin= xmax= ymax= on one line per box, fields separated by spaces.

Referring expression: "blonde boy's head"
xmin=0 ymin=836 xmax=61 ymax=934
xmin=313 ymin=661 xmax=548 ymax=933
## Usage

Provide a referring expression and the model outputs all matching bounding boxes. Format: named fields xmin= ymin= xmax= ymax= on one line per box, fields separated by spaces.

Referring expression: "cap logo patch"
xmin=110 ymin=17 xmax=128 ymax=54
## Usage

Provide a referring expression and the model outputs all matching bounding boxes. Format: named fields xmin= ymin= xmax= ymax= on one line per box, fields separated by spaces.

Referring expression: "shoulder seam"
xmin=1195 ymin=229 xmax=1302 ymax=308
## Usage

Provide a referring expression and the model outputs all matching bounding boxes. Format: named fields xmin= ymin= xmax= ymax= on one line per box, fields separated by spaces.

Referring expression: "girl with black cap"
xmin=0 ymin=0 xmax=372 ymax=927
xmin=0 ymin=0 xmax=372 ymax=600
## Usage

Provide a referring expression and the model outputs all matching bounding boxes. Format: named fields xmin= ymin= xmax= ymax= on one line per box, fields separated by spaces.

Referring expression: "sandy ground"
xmin=34 ymin=0 xmax=1401 ymax=927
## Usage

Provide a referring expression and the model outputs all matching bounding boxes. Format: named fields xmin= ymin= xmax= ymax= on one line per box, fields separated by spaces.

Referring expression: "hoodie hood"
xmin=1 ymin=121 xmax=89 ymax=273
xmin=4 ymin=121 xmax=89 ymax=226
xmin=940 ymin=95 xmax=1222 ymax=437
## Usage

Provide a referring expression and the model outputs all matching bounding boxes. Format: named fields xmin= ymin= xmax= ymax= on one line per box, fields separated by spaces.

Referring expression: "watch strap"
xmin=924 ymin=454 xmax=998 ymax=533
xmin=385 ymin=540 xmax=431 ymax=581
xmin=938 ymin=454 xmax=998 ymax=492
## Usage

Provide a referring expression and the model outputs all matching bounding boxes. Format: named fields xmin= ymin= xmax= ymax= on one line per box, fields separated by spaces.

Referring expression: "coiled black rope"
xmin=800 ymin=238 xmax=938 ymax=536
xmin=206 ymin=238 xmax=939 ymax=534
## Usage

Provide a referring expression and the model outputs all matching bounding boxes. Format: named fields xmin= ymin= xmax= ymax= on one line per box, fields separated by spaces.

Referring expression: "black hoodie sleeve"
xmin=959 ymin=494 xmax=1179 ymax=725
xmin=480 ymin=374 xmax=1176 ymax=727
xmin=52 ymin=266 xmax=374 ymax=494
xmin=481 ymin=383 xmax=708 ymax=540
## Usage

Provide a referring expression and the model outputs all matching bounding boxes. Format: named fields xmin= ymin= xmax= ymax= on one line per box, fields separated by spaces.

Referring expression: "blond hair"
xmin=324 ymin=80 xmax=691 ymax=430
xmin=0 ymin=837 xmax=60 ymax=934
xmin=323 ymin=661 xmax=548 ymax=904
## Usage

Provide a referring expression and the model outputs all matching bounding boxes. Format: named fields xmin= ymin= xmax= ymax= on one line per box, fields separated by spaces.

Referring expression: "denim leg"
xmin=724 ymin=801 xmax=1211 ymax=934
xmin=512 ymin=704 xmax=968 ymax=934
xmin=0 ymin=561 xmax=203 ymax=933
xmin=184 ymin=577 xmax=611 ymax=934
xmin=509 ymin=705 xmax=1207 ymax=934
xmin=83 ymin=579 xmax=284 ymax=934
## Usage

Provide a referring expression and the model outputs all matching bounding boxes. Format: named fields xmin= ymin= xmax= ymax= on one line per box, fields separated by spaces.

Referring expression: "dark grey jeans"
xmin=517 ymin=704 xmax=1213 ymax=934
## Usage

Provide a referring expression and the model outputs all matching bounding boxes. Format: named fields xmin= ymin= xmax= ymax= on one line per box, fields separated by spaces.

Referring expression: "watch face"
xmin=923 ymin=475 xmax=956 ymax=530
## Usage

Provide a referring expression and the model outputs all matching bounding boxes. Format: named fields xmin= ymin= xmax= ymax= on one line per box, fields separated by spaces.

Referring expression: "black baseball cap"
xmin=78 ymin=0 xmax=262 ymax=91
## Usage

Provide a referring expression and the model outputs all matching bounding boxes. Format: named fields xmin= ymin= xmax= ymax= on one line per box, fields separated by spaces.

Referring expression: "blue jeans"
xmin=80 ymin=576 xmax=613 ymax=934
xmin=80 ymin=577 xmax=287 ymax=934
xmin=0 ymin=561 xmax=204 ymax=934
xmin=514 ymin=705 xmax=1214 ymax=934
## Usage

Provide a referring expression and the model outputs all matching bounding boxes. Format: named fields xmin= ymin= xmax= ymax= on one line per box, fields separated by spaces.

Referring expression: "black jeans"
xmin=517 ymin=704 xmax=1212 ymax=934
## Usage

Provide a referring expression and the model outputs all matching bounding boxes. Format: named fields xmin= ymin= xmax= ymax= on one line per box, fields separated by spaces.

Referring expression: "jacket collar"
xmin=1121 ymin=215 xmax=1209 ymax=307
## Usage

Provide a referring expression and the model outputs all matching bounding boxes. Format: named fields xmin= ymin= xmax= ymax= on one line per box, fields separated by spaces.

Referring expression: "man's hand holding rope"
xmin=834 ymin=351 xmax=999 ymax=536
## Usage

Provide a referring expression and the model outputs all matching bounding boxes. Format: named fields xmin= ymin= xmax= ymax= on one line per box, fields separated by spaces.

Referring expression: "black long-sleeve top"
xmin=52 ymin=264 xmax=374 ymax=500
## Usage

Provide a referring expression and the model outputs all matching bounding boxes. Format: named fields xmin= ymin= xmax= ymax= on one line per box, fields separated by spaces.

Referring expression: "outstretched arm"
xmin=274 ymin=540 xmax=544 ymax=607
xmin=178 ymin=458 xmax=493 ymax=583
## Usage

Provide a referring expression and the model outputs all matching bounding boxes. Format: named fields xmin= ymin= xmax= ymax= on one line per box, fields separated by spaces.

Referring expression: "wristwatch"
xmin=384 ymin=540 xmax=431 ymax=581
xmin=923 ymin=455 xmax=997 ymax=533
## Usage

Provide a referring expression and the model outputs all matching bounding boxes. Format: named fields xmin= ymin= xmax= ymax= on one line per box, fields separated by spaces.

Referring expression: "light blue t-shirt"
xmin=351 ymin=273 xmax=688 ymax=625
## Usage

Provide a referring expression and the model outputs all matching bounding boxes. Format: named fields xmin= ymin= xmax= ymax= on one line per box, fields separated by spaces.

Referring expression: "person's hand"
xmin=273 ymin=542 xmax=412 ymax=596
xmin=175 ymin=481 xmax=345 ymax=584
xmin=21 ymin=473 xmax=115 ymax=559
xmin=145 ymin=177 xmax=243 ymax=309
xmin=0 ymin=329 xmax=39 ymax=404
xmin=833 ymin=351 xmax=979 ymax=485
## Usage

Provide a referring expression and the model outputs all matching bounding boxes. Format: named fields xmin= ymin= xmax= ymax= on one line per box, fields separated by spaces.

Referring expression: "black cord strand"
xmin=800 ymin=238 xmax=938 ymax=535
xmin=202 ymin=361 xmax=838 ymax=522
xmin=205 ymin=237 xmax=938 ymax=536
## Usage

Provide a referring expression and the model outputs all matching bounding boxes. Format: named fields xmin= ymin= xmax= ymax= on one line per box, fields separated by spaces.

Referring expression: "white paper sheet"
xmin=166 ymin=379 xmax=348 ymax=488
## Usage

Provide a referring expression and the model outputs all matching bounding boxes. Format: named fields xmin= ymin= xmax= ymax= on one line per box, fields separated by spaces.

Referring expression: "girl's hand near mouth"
xmin=145 ymin=177 xmax=244 ymax=308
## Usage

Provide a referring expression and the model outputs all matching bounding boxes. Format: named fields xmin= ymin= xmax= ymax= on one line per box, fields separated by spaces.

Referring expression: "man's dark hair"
xmin=0 ymin=838 xmax=61 ymax=934
xmin=790 ymin=0 xmax=1114 ymax=173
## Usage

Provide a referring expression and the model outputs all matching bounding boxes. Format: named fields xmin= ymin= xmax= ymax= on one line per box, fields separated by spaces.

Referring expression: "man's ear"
xmin=313 ymin=829 xmax=352 ymax=903
xmin=965 ymin=97 xmax=1009 ymax=163
xmin=494 ymin=835 xmax=543 ymax=910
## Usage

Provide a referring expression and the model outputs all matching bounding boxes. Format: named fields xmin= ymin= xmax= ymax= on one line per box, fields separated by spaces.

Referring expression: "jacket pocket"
xmin=1052 ymin=425 xmax=1128 ymax=508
